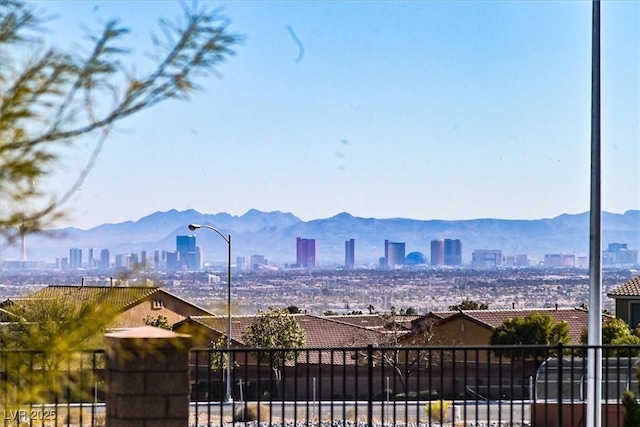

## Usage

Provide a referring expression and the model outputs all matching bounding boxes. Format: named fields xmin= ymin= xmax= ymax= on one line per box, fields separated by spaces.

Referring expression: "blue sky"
xmin=33 ymin=1 xmax=639 ymax=229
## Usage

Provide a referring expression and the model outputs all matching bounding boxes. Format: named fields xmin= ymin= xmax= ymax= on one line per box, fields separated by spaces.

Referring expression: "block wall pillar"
xmin=104 ymin=326 xmax=192 ymax=427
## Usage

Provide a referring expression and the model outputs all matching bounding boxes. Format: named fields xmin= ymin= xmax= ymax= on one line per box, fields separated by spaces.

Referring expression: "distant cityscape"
xmin=1 ymin=211 xmax=637 ymax=315
xmin=3 ymin=235 xmax=638 ymax=273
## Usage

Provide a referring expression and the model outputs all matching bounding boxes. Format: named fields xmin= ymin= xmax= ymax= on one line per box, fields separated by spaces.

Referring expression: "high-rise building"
xmin=129 ymin=253 xmax=139 ymax=268
xmin=472 ymin=249 xmax=503 ymax=268
xmin=176 ymin=235 xmax=199 ymax=271
xmin=544 ymin=253 xmax=575 ymax=268
xmin=236 ymin=256 xmax=246 ymax=271
xmin=385 ymin=240 xmax=406 ymax=269
xmin=345 ymin=238 xmax=355 ymax=270
xmin=115 ymin=254 xmax=126 ymax=269
xmin=87 ymin=248 xmax=95 ymax=268
xmin=165 ymin=251 xmax=179 ymax=272
xmin=444 ymin=239 xmax=462 ymax=266
xmin=430 ymin=240 xmax=444 ymax=266
xmin=100 ymin=249 xmax=110 ymax=270
xmin=69 ymin=248 xmax=82 ymax=270
xmin=603 ymin=243 xmax=639 ymax=266
xmin=296 ymin=237 xmax=316 ymax=268
xmin=250 ymin=254 xmax=266 ymax=270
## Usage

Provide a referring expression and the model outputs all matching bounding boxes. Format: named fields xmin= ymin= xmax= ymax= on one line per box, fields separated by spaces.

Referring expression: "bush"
xmin=424 ymin=400 xmax=452 ymax=422
xmin=233 ymin=402 xmax=271 ymax=422
xmin=623 ymin=365 xmax=640 ymax=427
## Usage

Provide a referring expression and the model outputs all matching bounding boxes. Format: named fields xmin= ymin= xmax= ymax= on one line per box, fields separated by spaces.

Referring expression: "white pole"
xmin=313 ymin=377 xmax=316 ymax=418
xmin=386 ymin=376 xmax=390 ymax=423
xmin=586 ymin=1 xmax=602 ymax=427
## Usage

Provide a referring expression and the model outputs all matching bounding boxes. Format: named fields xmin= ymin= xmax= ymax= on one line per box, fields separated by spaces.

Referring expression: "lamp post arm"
xmin=198 ymin=224 xmax=229 ymax=244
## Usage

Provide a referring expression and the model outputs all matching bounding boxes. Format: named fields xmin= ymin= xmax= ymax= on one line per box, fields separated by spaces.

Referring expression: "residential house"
xmin=408 ymin=307 xmax=598 ymax=347
xmin=0 ymin=285 xmax=213 ymax=329
xmin=399 ymin=307 xmax=606 ymax=400
xmin=607 ymin=276 xmax=640 ymax=328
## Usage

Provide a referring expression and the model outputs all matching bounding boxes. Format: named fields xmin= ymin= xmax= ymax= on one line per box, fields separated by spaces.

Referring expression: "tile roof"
xmin=607 ymin=276 xmax=640 ymax=297
xmin=324 ymin=314 xmax=418 ymax=331
xmin=429 ymin=308 xmax=607 ymax=344
xmin=183 ymin=314 xmax=388 ymax=348
xmin=14 ymin=285 xmax=161 ymax=312
xmin=183 ymin=314 xmax=390 ymax=366
xmin=3 ymin=285 xmax=211 ymax=317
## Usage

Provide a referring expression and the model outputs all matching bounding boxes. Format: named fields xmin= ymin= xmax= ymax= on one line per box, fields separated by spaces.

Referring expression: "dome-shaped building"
xmin=405 ymin=251 xmax=428 ymax=266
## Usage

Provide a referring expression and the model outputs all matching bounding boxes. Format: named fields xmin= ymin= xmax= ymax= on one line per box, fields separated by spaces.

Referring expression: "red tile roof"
xmin=182 ymin=313 xmax=391 ymax=365
xmin=608 ymin=276 xmax=640 ymax=297
xmin=425 ymin=307 xmax=609 ymax=344
xmin=324 ymin=314 xmax=418 ymax=331
xmin=182 ymin=314 xmax=389 ymax=348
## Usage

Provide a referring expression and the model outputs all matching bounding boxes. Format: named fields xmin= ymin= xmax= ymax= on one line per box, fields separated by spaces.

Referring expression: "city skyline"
xmin=8 ymin=234 xmax=639 ymax=273
xmin=27 ymin=1 xmax=639 ymax=230
xmin=1 ymin=208 xmax=638 ymax=266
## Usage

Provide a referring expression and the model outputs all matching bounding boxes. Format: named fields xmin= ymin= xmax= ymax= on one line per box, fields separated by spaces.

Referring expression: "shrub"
xmin=233 ymin=402 xmax=271 ymax=422
xmin=424 ymin=399 xmax=452 ymax=422
xmin=623 ymin=365 xmax=640 ymax=427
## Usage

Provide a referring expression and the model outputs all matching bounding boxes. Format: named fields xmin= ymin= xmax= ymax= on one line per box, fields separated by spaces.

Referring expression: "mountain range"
xmin=3 ymin=209 xmax=639 ymax=265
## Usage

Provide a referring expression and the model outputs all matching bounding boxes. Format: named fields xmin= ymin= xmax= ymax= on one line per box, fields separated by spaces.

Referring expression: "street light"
xmin=188 ymin=223 xmax=233 ymax=403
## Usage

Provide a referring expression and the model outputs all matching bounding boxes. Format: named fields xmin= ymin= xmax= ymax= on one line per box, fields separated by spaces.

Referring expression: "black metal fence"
xmin=2 ymin=345 xmax=640 ymax=426
xmin=190 ymin=344 xmax=640 ymax=427
xmin=1 ymin=349 xmax=106 ymax=426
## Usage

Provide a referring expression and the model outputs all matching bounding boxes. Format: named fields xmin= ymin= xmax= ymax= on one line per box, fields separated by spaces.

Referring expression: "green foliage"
xmin=0 ymin=0 xmax=241 ymax=240
xmin=623 ymin=366 xmax=640 ymax=427
xmin=0 ymin=297 xmax=116 ymax=350
xmin=208 ymin=336 xmax=230 ymax=371
xmin=490 ymin=312 xmax=571 ymax=359
xmin=581 ymin=317 xmax=640 ymax=356
xmin=142 ymin=314 xmax=172 ymax=330
xmin=449 ymin=299 xmax=489 ymax=311
xmin=424 ymin=400 xmax=452 ymax=422
xmin=404 ymin=307 xmax=418 ymax=315
xmin=0 ymin=297 xmax=112 ymax=407
xmin=286 ymin=305 xmax=301 ymax=314
xmin=241 ymin=307 xmax=306 ymax=380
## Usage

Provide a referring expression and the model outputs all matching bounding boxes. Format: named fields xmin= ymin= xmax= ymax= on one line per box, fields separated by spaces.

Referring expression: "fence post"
xmin=557 ymin=342 xmax=563 ymax=427
xmin=104 ymin=326 xmax=192 ymax=427
xmin=367 ymin=344 xmax=374 ymax=427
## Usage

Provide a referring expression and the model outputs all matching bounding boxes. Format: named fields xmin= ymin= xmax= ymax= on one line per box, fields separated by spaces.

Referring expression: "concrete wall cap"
xmin=105 ymin=325 xmax=190 ymax=339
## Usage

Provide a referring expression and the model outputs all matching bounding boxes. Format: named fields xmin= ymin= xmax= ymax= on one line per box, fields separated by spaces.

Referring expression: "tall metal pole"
xmin=226 ymin=234 xmax=232 ymax=404
xmin=187 ymin=224 xmax=233 ymax=403
xmin=587 ymin=1 xmax=602 ymax=426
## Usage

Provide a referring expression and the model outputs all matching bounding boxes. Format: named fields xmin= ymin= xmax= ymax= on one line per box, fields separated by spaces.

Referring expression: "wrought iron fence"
xmin=2 ymin=345 xmax=640 ymax=426
xmin=190 ymin=344 xmax=640 ymax=427
xmin=1 ymin=349 xmax=105 ymax=427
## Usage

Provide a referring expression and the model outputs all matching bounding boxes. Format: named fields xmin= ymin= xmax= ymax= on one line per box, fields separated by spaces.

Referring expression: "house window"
xmin=152 ymin=299 xmax=163 ymax=310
